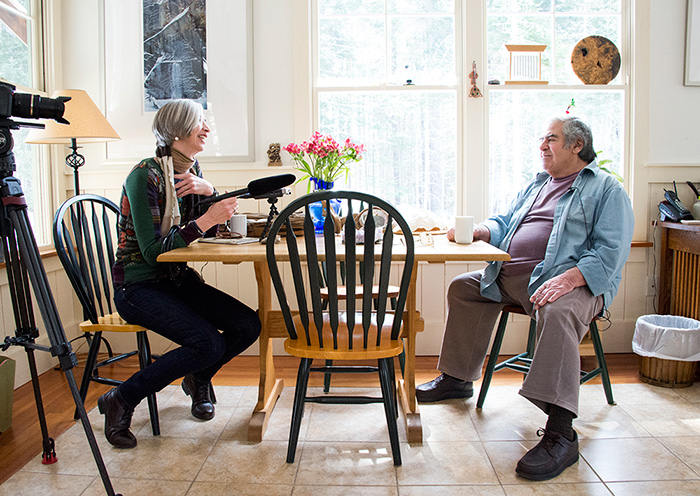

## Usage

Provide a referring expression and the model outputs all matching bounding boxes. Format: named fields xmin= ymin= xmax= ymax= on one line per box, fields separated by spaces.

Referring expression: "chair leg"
xmin=379 ymin=358 xmax=402 ymax=465
xmin=476 ymin=311 xmax=510 ymax=408
xmin=208 ymin=382 xmax=217 ymax=404
xmin=287 ymin=358 xmax=312 ymax=463
xmin=137 ymin=331 xmax=160 ymax=436
xmin=525 ymin=317 xmax=537 ymax=359
xmin=589 ymin=321 xmax=615 ymax=405
xmin=323 ymin=359 xmax=333 ymax=393
xmin=398 ymin=339 xmax=406 ymax=377
xmin=74 ymin=332 xmax=103 ymax=420
xmin=388 ymin=356 xmax=399 ymax=417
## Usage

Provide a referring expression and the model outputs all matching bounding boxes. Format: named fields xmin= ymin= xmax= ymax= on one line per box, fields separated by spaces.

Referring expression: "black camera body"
xmin=0 ymin=81 xmax=70 ymax=123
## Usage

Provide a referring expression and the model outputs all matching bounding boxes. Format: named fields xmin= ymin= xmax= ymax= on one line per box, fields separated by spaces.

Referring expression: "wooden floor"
xmin=0 ymin=353 xmax=643 ymax=486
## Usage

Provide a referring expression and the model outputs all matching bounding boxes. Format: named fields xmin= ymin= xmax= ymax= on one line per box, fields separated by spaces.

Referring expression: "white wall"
xmin=5 ymin=0 xmax=696 ymax=386
xmin=649 ymin=0 xmax=700 ymax=165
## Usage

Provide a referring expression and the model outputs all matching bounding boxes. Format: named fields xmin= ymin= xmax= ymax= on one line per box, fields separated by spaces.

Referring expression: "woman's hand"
xmin=174 ymin=173 xmax=215 ymax=197
xmin=195 ymin=197 xmax=239 ymax=232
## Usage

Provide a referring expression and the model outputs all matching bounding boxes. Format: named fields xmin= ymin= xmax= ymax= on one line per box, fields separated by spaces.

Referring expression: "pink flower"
xmin=283 ymin=143 xmax=301 ymax=155
xmin=284 ymin=132 xmax=365 ymax=185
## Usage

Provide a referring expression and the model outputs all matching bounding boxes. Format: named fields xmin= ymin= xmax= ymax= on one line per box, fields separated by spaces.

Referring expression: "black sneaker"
xmin=516 ymin=428 xmax=579 ymax=481
xmin=415 ymin=373 xmax=473 ymax=403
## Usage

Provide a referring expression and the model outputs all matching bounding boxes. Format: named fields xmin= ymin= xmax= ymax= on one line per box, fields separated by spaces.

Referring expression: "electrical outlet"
xmin=647 ymin=276 xmax=656 ymax=296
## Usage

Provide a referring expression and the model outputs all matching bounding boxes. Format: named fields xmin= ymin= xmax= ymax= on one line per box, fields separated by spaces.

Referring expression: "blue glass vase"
xmin=308 ymin=178 xmax=341 ymax=234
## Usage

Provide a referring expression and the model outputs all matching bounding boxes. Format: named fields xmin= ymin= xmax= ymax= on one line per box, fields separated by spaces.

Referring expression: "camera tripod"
xmin=0 ymin=118 xmax=121 ymax=495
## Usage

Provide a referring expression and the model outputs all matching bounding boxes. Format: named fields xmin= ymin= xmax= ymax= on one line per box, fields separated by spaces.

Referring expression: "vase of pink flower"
xmin=284 ymin=132 xmax=365 ymax=232
xmin=283 ymin=132 xmax=365 ymax=193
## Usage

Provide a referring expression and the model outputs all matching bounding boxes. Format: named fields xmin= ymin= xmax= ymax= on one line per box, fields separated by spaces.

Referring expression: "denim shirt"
xmin=480 ymin=161 xmax=634 ymax=310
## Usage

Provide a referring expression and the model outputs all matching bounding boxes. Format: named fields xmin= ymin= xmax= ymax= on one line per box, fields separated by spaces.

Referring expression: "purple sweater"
xmin=500 ymin=171 xmax=578 ymax=277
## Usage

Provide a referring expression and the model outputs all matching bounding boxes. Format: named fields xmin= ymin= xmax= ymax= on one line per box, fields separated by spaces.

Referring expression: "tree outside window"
xmin=0 ymin=0 xmax=46 ymax=243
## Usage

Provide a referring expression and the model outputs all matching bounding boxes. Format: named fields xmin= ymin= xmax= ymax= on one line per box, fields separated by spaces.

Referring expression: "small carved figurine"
xmin=267 ymin=142 xmax=282 ymax=166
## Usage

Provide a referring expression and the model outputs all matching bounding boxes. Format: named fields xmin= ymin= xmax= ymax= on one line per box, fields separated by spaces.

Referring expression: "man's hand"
xmin=530 ymin=267 xmax=586 ymax=310
xmin=174 ymin=173 xmax=215 ymax=197
xmin=447 ymin=224 xmax=490 ymax=243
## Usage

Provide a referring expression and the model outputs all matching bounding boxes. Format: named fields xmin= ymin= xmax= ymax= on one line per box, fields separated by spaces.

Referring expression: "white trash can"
xmin=633 ymin=315 xmax=700 ymax=388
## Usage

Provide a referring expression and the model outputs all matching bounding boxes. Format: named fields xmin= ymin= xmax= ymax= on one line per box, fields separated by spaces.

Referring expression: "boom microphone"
xmin=197 ymin=173 xmax=296 ymax=206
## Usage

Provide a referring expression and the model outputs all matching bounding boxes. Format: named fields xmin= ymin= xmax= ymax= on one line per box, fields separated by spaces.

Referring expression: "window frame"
xmin=482 ymin=0 xmax=632 ymax=217
xmin=303 ymin=0 xmax=632 ymax=222
xmin=311 ymin=1 xmax=464 ymax=219
xmin=0 ymin=0 xmax=54 ymax=246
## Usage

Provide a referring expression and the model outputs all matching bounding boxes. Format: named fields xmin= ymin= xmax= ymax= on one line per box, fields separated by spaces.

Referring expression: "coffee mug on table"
xmin=228 ymin=214 xmax=247 ymax=237
xmin=454 ymin=216 xmax=474 ymax=244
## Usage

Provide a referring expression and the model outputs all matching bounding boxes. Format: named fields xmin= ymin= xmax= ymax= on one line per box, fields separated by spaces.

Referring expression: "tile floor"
xmin=3 ymin=382 xmax=700 ymax=495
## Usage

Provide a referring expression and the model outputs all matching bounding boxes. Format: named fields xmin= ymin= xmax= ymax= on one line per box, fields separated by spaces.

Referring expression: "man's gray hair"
xmin=152 ymin=99 xmax=204 ymax=148
xmin=550 ymin=116 xmax=597 ymax=163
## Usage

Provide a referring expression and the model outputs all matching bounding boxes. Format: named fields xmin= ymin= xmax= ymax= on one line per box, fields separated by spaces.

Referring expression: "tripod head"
xmin=0 ymin=117 xmax=44 ymax=177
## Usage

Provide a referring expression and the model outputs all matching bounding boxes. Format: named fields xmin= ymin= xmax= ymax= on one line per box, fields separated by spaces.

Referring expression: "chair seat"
xmin=502 ymin=304 xmax=529 ymax=315
xmin=320 ymin=285 xmax=401 ymax=300
xmin=284 ymin=312 xmax=404 ymax=360
xmin=79 ymin=313 xmax=148 ymax=333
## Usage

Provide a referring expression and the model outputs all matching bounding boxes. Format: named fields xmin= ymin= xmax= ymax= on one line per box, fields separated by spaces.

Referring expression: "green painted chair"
xmin=476 ymin=304 xmax=614 ymax=408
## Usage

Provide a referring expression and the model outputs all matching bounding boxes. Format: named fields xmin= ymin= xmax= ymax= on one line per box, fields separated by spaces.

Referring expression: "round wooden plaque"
xmin=571 ymin=36 xmax=620 ymax=85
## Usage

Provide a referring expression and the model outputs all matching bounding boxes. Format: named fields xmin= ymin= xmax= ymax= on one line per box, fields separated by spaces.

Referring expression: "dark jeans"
xmin=113 ymin=271 xmax=261 ymax=407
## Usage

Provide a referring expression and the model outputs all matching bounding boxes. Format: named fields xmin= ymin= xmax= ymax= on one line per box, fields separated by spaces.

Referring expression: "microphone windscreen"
xmin=246 ymin=174 xmax=296 ymax=197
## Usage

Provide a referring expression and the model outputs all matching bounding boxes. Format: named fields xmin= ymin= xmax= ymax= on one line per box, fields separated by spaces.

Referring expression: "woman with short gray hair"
xmin=99 ymin=99 xmax=261 ymax=449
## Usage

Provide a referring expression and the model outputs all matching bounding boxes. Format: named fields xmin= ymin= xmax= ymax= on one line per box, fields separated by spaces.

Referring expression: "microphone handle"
xmin=197 ymin=187 xmax=249 ymax=206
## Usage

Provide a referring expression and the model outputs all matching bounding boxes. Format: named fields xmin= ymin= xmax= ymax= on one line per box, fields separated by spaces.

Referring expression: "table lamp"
xmin=25 ymin=89 xmax=120 ymax=194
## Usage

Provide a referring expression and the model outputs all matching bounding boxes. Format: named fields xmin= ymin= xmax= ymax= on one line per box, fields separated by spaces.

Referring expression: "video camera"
xmin=0 ymin=81 xmax=70 ymax=124
xmin=0 ymin=81 xmax=71 ymax=174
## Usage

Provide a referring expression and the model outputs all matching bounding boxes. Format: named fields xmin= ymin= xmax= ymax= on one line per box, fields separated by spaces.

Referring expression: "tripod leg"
xmin=258 ymin=199 xmax=279 ymax=241
xmin=0 ymin=190 xmax=121 ymax=496
xmin=24 ymin=347 xmax=56 ymax=464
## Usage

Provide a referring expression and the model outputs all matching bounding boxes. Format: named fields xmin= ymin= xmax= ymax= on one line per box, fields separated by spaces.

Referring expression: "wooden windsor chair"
xmin=266 ymin=190 xmax=415 ymax=466
xmin=53 ymin=194 xmax=159 ymax=434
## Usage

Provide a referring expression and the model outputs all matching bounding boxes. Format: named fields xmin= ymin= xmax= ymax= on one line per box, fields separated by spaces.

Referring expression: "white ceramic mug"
xmin=454 ymin=216 xmax=474 ymax=244
xmin=228 ymin=214 xmax=247 ymax=237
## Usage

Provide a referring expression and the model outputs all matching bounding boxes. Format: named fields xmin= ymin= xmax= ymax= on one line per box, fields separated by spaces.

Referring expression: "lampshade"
xmin=25 ymin=89 xmax=120 ymax=144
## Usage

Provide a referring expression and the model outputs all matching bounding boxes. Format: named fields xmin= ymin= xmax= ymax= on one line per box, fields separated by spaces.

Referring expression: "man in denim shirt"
xmin=416 ymin=116 xmax=634 ymax=481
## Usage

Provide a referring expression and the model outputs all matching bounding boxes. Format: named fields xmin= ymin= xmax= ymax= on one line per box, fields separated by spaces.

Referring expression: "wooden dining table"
xmin=158 ymin=233 xmax=509 ymax=443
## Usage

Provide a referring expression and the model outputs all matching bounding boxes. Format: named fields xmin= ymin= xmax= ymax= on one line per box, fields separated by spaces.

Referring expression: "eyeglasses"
xmin=400 ymin=232 xmax=434 ymax=247
xmin=418 ymin=232 xmax=434 ymax=247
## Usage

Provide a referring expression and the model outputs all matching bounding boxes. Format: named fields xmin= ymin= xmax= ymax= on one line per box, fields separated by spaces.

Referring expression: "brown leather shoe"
xmin=416 ymin=373 xmax=473 ymax=403
xmin=97 ymin=388 xmax=137 ymax=449
xmin=182 ymin=374 xmax=216 ymax=420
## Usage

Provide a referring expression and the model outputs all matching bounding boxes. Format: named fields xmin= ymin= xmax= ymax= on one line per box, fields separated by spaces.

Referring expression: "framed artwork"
xmin=103 ymin=0 xmax=255 ymax=162
xmin=686 ymin=0 xmax=700 ymax=86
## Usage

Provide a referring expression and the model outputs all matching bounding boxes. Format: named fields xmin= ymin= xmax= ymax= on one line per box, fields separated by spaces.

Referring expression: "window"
xmin=313 ymin=0 xmax=628 ymax=220
xmin=315 ymin=0 xmax=458 ymax=219
xmin=487 ymin=0 xmax=626 ymax=215
xmin=0 ymin=0 xmax=48 ymax=244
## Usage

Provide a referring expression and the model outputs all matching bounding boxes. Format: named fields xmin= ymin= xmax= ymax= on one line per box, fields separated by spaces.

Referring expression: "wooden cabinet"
xmin=658 ymin=222 xmax=700 ymax=318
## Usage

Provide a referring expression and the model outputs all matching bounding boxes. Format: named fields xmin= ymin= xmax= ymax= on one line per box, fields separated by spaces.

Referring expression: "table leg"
xmin=397 ymin=261 xmax=422 ymax=444
xmin=248 ymin=261 xmax=284 ymax=442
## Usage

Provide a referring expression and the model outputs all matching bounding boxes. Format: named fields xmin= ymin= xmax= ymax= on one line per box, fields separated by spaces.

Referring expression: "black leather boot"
xmin=181 ymin=374 xmax=216 ymax=420
xmin=97 ymin=388 xmax=137 ymax=449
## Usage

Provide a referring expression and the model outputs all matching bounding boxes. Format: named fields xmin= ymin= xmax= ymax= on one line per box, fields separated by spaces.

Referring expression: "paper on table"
xmin=199 ymin=237 xmax=260 ymax=245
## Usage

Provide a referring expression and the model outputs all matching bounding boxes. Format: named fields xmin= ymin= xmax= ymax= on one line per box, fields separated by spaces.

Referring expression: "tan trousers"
xmin=436 ymin=271 xmax=603 ymax=417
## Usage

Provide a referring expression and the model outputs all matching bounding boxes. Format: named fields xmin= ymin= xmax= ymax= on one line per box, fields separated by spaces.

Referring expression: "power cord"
xmin=650 ymin=214 xmax=660 ymax=314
